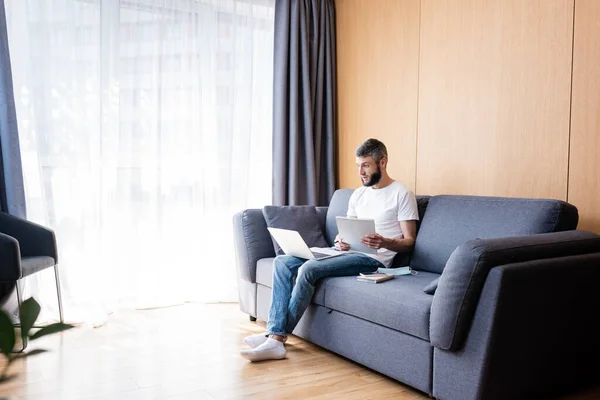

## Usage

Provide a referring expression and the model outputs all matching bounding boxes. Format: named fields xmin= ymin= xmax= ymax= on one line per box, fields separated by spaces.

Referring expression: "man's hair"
xmin=355 ymin=138 xmax=388 ymax=163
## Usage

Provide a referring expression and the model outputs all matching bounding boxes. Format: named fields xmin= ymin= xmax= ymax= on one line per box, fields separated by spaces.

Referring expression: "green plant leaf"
xmin=19 ymin=298 xmax=41 ymax=339
xmin=0 ymin=309 xmax=16 ymax=356
xmin=29 ymin=323 xmax=74 ymax=341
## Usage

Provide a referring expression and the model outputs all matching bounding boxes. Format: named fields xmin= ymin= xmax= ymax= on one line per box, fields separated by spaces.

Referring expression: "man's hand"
xmin=361 ymin=233 xmax=386 ymax=250
xmin=361 ymin=220 xmax=417 ymax=252
xmin=334 ymin=234 xmax=351 ymax=251
xmin=364 ymin=221 xmax=417 ymax=253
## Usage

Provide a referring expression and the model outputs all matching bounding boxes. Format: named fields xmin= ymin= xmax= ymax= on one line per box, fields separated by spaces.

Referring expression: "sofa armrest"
xmin=430 ymin=230 xmax=600 ymax=351
xmin=0 ymin=212 xmax=58 ymax=261
xmin=433 ymin=253 xmax=600 ymax=400
xmin=233 ymin=209 xmax=276 ymax=283
xmin=0 ymin=232 xmax=21 ymax=281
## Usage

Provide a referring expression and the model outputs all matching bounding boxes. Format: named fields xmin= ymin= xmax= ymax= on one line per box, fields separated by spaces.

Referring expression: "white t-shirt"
xmin=346 ymin=181 xmax=419 ymax=267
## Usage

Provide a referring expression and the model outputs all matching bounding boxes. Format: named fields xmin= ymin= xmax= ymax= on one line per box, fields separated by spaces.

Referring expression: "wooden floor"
xmin=0 ymin=303 xmax=598 ymax=400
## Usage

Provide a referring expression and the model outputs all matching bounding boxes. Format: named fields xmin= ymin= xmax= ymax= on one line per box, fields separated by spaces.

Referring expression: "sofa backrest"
xmin=324 ymin=188 xmax=430 ymax=266
xmin=410 ymin=195 xmax=579 ymax=274
xmin=325 ymin=189 xmax=354 ymax=245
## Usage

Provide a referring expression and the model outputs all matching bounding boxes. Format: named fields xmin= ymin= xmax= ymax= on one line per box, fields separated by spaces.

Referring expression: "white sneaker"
xmin=240 ymin=338 xmax=286 ymax=362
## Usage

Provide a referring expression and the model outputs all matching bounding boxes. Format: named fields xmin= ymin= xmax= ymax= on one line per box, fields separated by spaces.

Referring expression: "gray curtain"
xmin=0 ymin=0 xmax=25 ymax=308
xmin=272 ymin=0 xmax=337 ymax=206
xmin=0 ymin=0 xmax=26 ymax=218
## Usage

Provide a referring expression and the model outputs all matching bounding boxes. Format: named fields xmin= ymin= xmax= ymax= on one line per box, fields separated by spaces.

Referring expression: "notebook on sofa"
xmin=356 ymin=272 xmax=395 ymax=284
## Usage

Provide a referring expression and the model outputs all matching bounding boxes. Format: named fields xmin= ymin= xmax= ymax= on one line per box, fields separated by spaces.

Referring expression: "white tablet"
xmin=335 ymin=216 xmax=378 ymax=254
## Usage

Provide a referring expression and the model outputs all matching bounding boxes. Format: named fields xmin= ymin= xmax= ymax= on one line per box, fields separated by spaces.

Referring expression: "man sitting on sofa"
xmin=240 ymin=138 xmax=420 ymax=362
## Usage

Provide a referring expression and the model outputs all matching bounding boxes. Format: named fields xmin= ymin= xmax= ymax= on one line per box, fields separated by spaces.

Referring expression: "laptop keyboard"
xmin=311 ymin=251 xmax=332 ymax=259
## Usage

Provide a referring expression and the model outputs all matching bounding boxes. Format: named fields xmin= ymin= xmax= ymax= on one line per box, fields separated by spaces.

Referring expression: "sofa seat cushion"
xmin=320 ymin=271 xmax=440 ymax=341
xmin=255 ymin=257 xmax=327 ymax=305
xmin=256 ymin=257 xmax=437 ymax=340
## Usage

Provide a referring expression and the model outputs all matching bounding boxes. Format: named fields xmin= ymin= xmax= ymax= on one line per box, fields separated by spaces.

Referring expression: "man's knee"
xmin=298 ymin=261 xmax=320 ymax=283
xmin=273 ymin=255 xmax=298 ymax=274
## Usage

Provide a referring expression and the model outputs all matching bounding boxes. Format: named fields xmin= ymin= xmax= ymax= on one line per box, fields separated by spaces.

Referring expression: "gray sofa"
xmin=233 ymin=189 xmax=600 ymax=400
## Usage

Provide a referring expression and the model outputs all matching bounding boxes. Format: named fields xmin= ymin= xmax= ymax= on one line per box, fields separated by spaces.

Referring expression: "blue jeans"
xmin=266 ymin=253 xmax=382 ymax=336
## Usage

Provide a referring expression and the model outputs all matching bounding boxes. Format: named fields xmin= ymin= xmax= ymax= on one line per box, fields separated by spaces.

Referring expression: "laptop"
xmin=266 ymin=227 xmax=345 ymax=261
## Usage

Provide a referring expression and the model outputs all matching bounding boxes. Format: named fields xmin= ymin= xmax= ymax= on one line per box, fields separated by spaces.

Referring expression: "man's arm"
xmin=361 ymin=220 xmax=417 ymax=253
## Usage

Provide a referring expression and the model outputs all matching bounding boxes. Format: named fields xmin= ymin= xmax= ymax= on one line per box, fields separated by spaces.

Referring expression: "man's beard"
xmin=362 ymin=166 xmax=382 ymax=187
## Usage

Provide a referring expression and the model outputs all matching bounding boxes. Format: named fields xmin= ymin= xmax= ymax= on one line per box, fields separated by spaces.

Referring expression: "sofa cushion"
xmin=325 ymin=189 xmax=355 ymax=246
xmin=423 ymin=277 xmax=439 ymax=295
xmin=255 ymin=257 xmax=326 ymax=305
xmin=320 ymin=271 xmax=440 ymax=341
xmin=262 ymin=205 xmax=329 ymax=255
xmin=255 ymin=257 xmax=438 ymax=340
xmin=410 ymin=195 xmax=579 ymax=274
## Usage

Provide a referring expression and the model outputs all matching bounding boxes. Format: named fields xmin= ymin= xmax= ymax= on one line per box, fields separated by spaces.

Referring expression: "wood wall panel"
xmin=336 ymin=0 xmax=420 ymax=191
xmin=568 ymin=0 xmax=600 ymax=233
xmin=415 ymin=0 xmax=573 ymax=199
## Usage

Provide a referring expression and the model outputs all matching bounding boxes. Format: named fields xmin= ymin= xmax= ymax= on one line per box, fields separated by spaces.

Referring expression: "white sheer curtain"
xmin=4 ymin=0 xmax=274 ymax=326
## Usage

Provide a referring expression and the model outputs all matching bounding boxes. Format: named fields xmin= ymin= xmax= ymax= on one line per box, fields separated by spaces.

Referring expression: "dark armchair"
xmin=0 ymin=211 xmax=63 ymax=349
